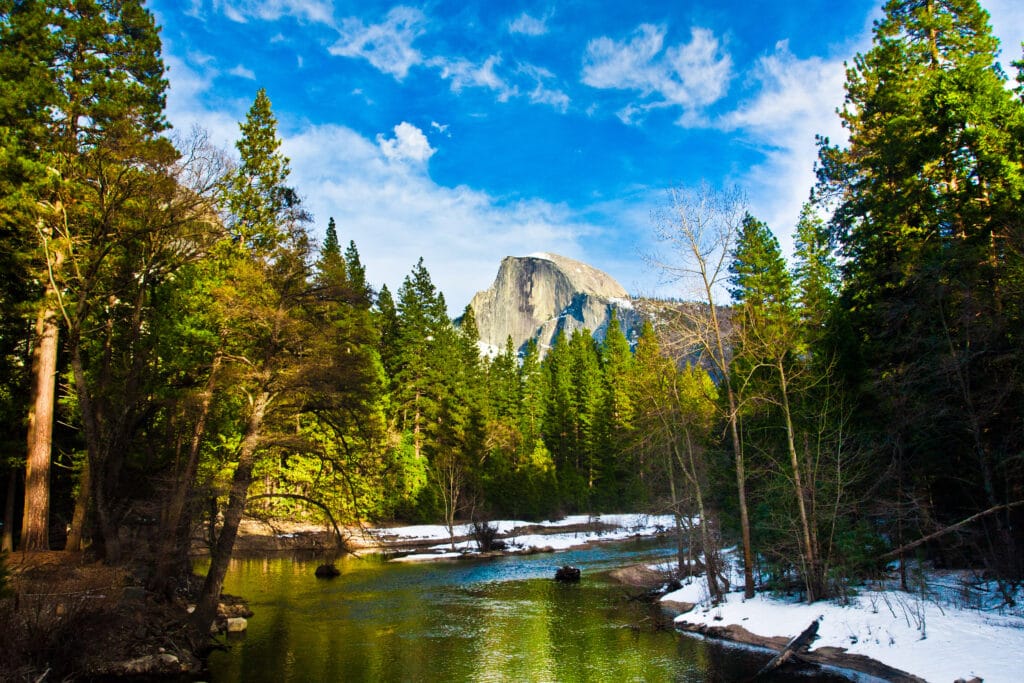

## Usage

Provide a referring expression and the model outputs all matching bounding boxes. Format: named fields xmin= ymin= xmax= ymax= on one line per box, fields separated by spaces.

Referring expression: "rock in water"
xmin=226 ymin=617 xmax=248 ymax=633
xmin=315 ymin=563 xmax=341 ymax=578
xmin=469 ymin=254 xmax=642 ymax=356
xmin=555 ymin=565 xmax=581 ymax=582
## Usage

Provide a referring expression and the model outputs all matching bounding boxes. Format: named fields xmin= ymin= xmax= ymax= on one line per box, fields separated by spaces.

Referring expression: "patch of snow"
xmin=366 ymin=514 xmax=675 ymax=554
xmin=608 ymin=297 xmax=634 ymax=310
xmin=476 ymin=340 xmax=499 ymax=359
xmin=390 ymin=551 xmax=464 ymax=563
xmin=664 ymin=564 xmax=1024 ymax=683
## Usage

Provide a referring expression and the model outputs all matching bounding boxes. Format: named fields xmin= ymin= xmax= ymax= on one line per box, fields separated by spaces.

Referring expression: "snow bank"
xmin=664 ymin=574 xmax=1024 ymax=682
xmin=367 ymin=514 xmax=675 ymax=555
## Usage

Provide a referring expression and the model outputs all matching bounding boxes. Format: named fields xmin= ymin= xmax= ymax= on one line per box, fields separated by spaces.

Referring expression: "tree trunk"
xmin=682 ymin=431 xmax=721 ymax=602
xmin=21 ymin=300 xmax=60 ymax=551
xmin=778 ymin=358 xmax=821 ymax=601
xmin=2 ymin=468 xmax=17 ymax=552
xmin=191 ymin=389 xmax=270 ymax=632
xmin=708 ymin=295 xmax=756 ymax=599
xmin=666 ymin=449 xmax=687 ymax=575
xmin=68 ymin=344 xmax=122 ymax=563
xmin=151 ymin=354 xmax=221 ymax=595
xmin=65 ymin=456 xmax=91 ymax=552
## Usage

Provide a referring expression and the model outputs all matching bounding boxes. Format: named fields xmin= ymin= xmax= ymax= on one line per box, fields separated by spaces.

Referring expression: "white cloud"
xmin=213 ymin=0 xmax=335 ymax=25
xmin=508 ymin=11 xmax=549 ymax=37
xmin=228 ymin=64 xmax=256 ymax=80
xmin=710 ymin=40 xmax=852 ymax=256
xmin=986 ymin=0 xmax=1024 ymax=68
xmin=281 ymin=124 xmax=600 ymax=311
xmin=582 ymin=25 xmax=732 ymax=119
xmin=431 ymin=55 xmax=517 ymax=101
xmin=429 ymin=56 xmax=570 ymax=112
xmin=431 ymin=121 xmax=451 ymax=136
xmin=329 ymin=6 xmax=426 ymax=79
xmin=519 ymin=63 xmax=570 ymax=112
xmin=376 ymin=122 xmax=436 ymax=163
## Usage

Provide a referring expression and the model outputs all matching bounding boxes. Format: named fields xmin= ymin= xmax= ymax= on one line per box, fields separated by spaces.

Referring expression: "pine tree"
xmin=322 ymin=217 xmax=341 ymax=261
xmin=344 ymin=240 xmax=372 ymax=308
xmin=1 ymin=0 xmax=170 ymax=552
xmin=791 ymin=202 xmax=839 ymax=352
xmin=817 ymin=0 xmax=1024 ymax=581
xmin=193 ymin=90 xmax=318 ymax=631
xmin=597 ymin=309 xmax=636 ymax=506
xmin=730 ymin=213 xmax=831 ymax=599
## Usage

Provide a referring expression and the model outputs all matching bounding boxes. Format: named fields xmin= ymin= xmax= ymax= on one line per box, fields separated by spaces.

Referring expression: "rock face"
xmin=469 ymin=253 xmax=642 ymax=355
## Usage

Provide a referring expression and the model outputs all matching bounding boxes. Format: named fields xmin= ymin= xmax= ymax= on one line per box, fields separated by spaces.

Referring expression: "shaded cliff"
xmin=468 ymin=253 xmax=642 ymax=355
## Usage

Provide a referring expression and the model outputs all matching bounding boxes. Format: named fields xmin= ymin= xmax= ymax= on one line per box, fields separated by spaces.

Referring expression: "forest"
xmin=1 ymin=0 xmax=1023 ymax=649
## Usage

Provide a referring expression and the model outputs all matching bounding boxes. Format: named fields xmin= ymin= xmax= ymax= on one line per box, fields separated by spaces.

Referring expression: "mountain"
xmin=468 ymin=253 xmax=643 ymax=355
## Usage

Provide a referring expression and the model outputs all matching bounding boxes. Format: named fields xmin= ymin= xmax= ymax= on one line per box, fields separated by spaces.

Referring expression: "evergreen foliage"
xmin=1 ymin=0 xmax=1022 ymax=630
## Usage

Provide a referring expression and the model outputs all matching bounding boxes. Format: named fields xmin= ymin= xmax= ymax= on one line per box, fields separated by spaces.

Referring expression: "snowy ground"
xmin=365 ymin=513 xmax=676 ymax=562
xmin=661 ymin=558 xmax=1024 ymax=683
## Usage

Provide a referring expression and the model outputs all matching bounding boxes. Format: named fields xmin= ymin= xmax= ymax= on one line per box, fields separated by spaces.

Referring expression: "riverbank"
xmin=222 ymin=513 xmax=678 ymax=558
xmin=0 ymin=551 xmax=203 ymax=679
xmin=658 ymin=565 xmax=1024 ymax=682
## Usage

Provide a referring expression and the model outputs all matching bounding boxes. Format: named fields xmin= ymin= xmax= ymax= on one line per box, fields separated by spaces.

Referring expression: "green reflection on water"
xmin=202 ymin=552 xmax=833 ymax=683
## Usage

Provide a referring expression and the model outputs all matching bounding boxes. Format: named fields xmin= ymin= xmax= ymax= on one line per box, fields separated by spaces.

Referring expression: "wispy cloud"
xmin=431 ymin=54 xmax=516 ymax=100
xmin=582 ymin=24 xmax=732 ymax=120
xmin=519 ymin=64 xmax=570 ymax=112
xmin=713 ymin=40 xmax=852 ymax=252
xmin=429 ymin=56 xmax=570 ymax=112
xmin=508 ymin=11 xmax=550 ymax=36
xmin=329 ymin=6 xmax=426 ymax=79
xmin=228 ymin=64 xmax=256 ymax=80
xmin=211 ymin=0 xmax=335 ymax=25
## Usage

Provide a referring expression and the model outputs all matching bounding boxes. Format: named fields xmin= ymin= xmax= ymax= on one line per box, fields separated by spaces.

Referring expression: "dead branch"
xmin=880 ymin=501 xmax=1024 ymax=560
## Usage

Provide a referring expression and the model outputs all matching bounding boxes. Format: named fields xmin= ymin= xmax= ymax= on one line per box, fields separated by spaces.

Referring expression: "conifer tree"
xmin=193 ymin=90 xmax=318 ymax=631
xmin=1 ymin=0 xmax=169 ymax=552
xmin=817 ymin=0 xmax=1024 ymax=580
xmin=730 ymin=213 xmax=830 ymax=599
xmin=597 ymin=309 xmax=636 ymax=506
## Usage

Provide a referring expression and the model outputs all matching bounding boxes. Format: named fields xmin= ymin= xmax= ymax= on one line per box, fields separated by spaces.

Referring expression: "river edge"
xmin=606 ymin=563 xmax=925 ymax=683
xmin=220 ymin=518 xmax=931 ymax=682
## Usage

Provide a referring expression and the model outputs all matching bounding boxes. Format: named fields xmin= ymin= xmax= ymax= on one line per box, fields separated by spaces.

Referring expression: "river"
xmin=204 ymin=539 xmax=850 ymax=681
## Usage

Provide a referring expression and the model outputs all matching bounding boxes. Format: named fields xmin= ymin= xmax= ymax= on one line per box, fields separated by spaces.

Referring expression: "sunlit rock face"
xmin=469 ymin=253 xmax=642 ymax=356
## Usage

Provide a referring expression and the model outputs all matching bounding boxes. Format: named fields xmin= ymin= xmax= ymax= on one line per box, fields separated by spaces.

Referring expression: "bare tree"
xmin=648 ymin=182 xmax=756 ymax=598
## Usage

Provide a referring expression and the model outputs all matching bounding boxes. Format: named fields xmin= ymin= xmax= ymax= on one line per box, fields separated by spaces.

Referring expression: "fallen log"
xmin=752 ymin=616 xmax=821 ymax=679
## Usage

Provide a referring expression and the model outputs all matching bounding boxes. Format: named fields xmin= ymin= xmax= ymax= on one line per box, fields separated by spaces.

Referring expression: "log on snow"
xmin=752 ymin=616 xmax=822 ymax=679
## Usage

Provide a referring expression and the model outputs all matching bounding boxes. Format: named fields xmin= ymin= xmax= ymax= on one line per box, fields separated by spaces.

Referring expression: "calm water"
xmin=205 ymin=539 xmax=848 ymax=682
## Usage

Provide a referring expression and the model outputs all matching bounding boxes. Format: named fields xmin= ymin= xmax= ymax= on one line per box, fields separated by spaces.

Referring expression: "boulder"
xmin=555 ymin=565 xmax=581 ymax=582
xmin=315 ymin=563 xmax=341 ymax=578
xmin=226 ymin=617 xmax=248 ymax=633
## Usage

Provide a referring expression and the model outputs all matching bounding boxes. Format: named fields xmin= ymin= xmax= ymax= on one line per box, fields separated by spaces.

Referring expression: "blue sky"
xmin=150 ymin=0 xmax=1024 ymax=311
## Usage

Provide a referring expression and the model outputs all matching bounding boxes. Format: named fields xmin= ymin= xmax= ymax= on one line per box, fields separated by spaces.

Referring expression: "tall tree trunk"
xmin=666 ymin=446 xmax=687 ymax=575
xmin=192 ymin=389 xmax=270 ymax=632
xmin=68 ymin=343 xmax=123 ymax=563
xmin=778 ymin=358 xmax=821 ymax=601
xmin=708 ymin=301 xmax=755 ymax=598
xmin=21 ymin=299 xmax=60 ymax=551
xmin=151 ymin=353 xmax=221 ymax=595
xmin=2 ymin=469 xmax=17 ymax=552
xmin=680 ymin=430 xmax=721 ymax=602
xmin=65 ymin=457 xmax=91 ymax=552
